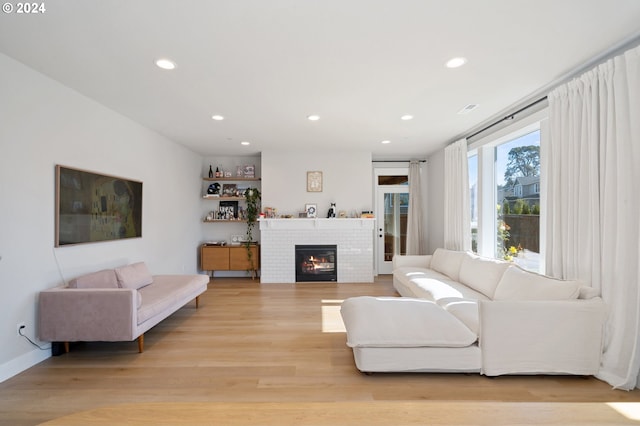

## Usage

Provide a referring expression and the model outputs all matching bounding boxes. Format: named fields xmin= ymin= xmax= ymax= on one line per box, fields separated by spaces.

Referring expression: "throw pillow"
xmin=430 ymin=248 xmax=466 ymax=281
xmin=115 ymin=262 xmax=154 ymax=290
xmin=494 ymin=266 xmax=581 ymax=300
xmin=68 ymin=269 xmax=119 ymax=289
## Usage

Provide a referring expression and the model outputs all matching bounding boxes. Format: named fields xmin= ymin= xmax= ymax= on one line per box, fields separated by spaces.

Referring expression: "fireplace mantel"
xmin=259 ymin=218 xmax=375 ymax=230
xmin=260 ymin=218 xmax=374 ymax=283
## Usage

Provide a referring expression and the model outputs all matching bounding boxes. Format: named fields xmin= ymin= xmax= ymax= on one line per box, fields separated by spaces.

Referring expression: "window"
xmin=469 ymin=116 xmax=544 ymax=273
xmin=495 ymin=130 xmax=540 ymax=271
xmin=468 ymin=154 xmax=478 ymax=253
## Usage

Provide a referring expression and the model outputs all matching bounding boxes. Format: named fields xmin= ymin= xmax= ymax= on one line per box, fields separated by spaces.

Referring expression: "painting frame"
xmin=55 ymin=165 xmax=143 ymax=247
xmin=306 ymin=171 xmax=323 ymax=192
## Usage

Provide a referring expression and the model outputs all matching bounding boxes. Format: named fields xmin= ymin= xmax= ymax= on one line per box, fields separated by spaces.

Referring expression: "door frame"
xmin=374 ymin=167 xmax=409 ymax=275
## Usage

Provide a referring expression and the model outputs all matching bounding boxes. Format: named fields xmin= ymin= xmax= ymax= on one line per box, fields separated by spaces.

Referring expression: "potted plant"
xmin=243 ymin=187 xmax=261 ymax=275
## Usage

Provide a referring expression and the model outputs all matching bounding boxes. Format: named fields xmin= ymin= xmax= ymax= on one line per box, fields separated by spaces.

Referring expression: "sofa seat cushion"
xmin=341 ymin=296 xmax=477 ymax=348
xmin=494 ymin=266 xmax=581 ymax=300
xmin=137 ymin=275 xmax=207 ymax=324
xmin=436 ymin=298 xmax=479 ymax=335
xmin=458 ymin=254 xmax=510 ymax=299
xmin=68 ymin=269 xmax=119 ymax=289
xmin=394 ymin=267 xmax=490 ymax=302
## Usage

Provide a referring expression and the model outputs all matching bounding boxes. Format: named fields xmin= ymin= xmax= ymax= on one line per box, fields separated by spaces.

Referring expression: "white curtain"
xmin=406 ymin=160 xmax=425 ymax=254
xmin=443 ymin=139 xmax=471 ymax=251
xmin=547 ymin=45 xmax=640 ymax=390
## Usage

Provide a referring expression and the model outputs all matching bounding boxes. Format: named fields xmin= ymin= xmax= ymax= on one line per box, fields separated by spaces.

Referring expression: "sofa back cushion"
xmin=494 ymin=266 xmax=581 ymax=300
xmin=115 ymin=262 xmax=154 ymax=290
xmin=430 ymin=248 xmax=466 ymax=281
xmin=458 ymin=253 xmax=510 ymax=299
xmin=68 ymin=269 xmax=119 ymax=289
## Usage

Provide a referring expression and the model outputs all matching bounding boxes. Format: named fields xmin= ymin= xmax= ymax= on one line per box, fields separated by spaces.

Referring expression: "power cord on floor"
xmin=18 ymin=326 xmax=51 ymax=351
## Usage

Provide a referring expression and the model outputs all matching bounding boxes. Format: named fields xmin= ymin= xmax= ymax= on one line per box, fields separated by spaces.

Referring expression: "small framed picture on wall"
xmin=307 ymin=171 xmax=323 ymax=192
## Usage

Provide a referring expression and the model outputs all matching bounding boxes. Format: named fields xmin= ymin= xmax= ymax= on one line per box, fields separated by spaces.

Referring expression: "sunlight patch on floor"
xmin=321 ymin=299 xmax=345 ymax=333
xmin=607 ymin=402 xmax=640 ymax=421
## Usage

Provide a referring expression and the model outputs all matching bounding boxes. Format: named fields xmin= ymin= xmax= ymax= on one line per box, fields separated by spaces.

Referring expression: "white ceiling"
xmin=1 ymin=0 xmax=640 ymax=160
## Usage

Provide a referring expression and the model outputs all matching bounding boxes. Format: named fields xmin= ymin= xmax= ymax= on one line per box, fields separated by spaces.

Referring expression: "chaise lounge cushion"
xmin=137 ymin=275 xmax=207 ymax=324
xmin=494 ymin=266 xmax=581 ymax=300
xmin=115 ymin=262 xmax=154 ymax=290
xmin=436 ymin=298 xmax=480 ymax=335
xmin=341 ymin=296 xmax=477 ymax=348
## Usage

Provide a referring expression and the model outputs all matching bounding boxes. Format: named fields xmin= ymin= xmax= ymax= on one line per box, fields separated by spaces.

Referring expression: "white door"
xmin=376 ymin=186 xmax=409 ymax=274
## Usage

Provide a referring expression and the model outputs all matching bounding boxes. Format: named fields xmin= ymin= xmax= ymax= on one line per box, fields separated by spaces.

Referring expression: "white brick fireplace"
xmin=259 ymin=218 xmax=375 ymax=283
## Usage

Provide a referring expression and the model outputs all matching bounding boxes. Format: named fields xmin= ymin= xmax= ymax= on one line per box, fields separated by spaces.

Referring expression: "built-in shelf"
xmin=203 ymin=177 xmax=261 ymax=182
xmin=203 ymin=196 xmax=246 ymax=201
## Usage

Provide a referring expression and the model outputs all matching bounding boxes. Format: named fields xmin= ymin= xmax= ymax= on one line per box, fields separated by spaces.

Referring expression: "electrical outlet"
xmin=17 ymin=323 xmax=25 ymax=335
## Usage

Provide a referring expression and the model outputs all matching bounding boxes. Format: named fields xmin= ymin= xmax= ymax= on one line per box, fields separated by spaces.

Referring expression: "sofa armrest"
xmin=478 ymin=298 xmax=606 ymax=376
xmin=39 ymin=287 xmax=138 ymax=342
xmin=392 ymin=255 xmax=432 ymax=270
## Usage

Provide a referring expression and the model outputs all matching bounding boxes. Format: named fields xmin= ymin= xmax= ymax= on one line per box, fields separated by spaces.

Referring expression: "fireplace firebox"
xmin=295 ymin=245 xmax=337 ymax=282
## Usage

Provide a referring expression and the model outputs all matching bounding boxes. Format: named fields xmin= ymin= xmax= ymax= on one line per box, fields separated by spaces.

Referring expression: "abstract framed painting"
xmin=55 ymin=165 xmax=142 ymax=246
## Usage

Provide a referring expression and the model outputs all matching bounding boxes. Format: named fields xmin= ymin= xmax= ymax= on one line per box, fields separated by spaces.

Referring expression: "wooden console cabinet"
xmin=200 ymin=244 xmax=259 ymax=278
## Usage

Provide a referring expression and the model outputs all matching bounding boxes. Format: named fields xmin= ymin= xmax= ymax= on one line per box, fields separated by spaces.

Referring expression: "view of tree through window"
xmin=495 ymin=130 xmax=540 ymax=270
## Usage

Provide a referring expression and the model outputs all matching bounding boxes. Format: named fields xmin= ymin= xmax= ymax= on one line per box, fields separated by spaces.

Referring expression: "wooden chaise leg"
xmin=196 ymin=295 xmax=200 ymax=309
xmin=63 ymin=342 xmax=70 ymax=353
xmin=137 ymin=334 xmax=144 ymax=353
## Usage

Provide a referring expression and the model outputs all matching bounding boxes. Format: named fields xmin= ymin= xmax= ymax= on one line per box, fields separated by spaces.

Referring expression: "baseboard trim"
xmin=0 ymin=348 xmax=50 ymax=383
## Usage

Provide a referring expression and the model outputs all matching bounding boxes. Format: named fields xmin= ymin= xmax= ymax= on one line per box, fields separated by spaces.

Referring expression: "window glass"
xmin=468 ymin=154 xmax=478 ymax=253
xmin=495 ymin=130 xmax=541 ymax=271
xmin=378 ymin=175 xmax=409 ymax=185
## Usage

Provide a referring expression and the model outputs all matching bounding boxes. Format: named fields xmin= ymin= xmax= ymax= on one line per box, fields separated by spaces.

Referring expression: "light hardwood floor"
xmin=2 ymin=276 xmax=640 ymax=425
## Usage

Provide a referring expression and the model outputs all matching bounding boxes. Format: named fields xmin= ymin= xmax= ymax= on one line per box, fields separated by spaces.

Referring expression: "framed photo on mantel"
xmin=307 ymin=171 xmax=323 ymax=192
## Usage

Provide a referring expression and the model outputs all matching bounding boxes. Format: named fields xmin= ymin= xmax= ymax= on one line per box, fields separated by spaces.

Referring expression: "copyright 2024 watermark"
xmin=2 ymin=2 xmax=46 ymax=13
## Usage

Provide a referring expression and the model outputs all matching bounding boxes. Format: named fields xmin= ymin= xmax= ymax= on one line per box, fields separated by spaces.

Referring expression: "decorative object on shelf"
xmin=327 ymin=202 xmax=336 ymax=218
xmin=215 ymin=166 xmax=222 ymax=178
xmin=208 ymin=165 xmax=214 ymax=178
xmin=219 ymin=201 xmax=239 ymax=220
xmin=307 ymin=171 xmax=323 ymax=192
xmin=339 ymin=210 xmax=347 ymax=218
xmin=305 ymin=203 xmax=317 ymax=218
xmin=222 ymin=183 xmax=238 ymax=197
xmin=207 ymin=182 xmax=221 ymax=195
xmin=244 ymin=164 xmax=255 ymax=178
xmin=224 ymin=171 xmax=232 ymax=178
xmin=244 ymin=187 xmax=261 ymax=273
xmin=236 ymin=165 xmax=243 ymax=177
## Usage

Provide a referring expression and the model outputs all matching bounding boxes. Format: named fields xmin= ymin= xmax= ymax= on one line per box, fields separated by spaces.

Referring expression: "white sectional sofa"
xmin=340 ymin=248 xmax=607 ymax=376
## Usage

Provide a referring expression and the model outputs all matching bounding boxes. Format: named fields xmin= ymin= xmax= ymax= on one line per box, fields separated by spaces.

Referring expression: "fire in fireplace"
xmin=295 ymin=245 xmax=337 ymax=282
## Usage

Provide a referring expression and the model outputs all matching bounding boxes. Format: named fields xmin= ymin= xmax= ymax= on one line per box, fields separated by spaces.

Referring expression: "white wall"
xmin=0 ymin=53 xmax=203 ymax=382
xmin=261 ymin=150 xmax=373 ymax=218
xmin=426 ymin=148 xmax=445 ymax=253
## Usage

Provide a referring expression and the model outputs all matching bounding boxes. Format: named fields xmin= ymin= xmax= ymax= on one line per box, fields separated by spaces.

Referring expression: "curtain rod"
xmin=372 ymin=160 xmax=426 ymax=163
xmin=465 ymin=96 xmax=548 ymax=141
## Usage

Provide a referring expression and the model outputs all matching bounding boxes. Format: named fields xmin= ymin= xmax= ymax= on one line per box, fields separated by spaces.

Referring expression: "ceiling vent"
xmin=457 ymin=104 xmax=479 ymax=115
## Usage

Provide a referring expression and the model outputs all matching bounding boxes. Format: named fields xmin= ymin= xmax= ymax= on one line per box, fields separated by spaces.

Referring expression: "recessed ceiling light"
xmin=307 ymin=115 xmax=320 ymax=121
xmin=155 ymin=58 xmax=176 ymax=70
xmin=381 ymin=140 xmax=391 ymax=144
xmin=211 ymin=115 xmax=224 ymax=121
xmin=241 ymin=141 xmax=251 ymax=146
xmin=446 ymin=57 xmax=467 ymax=68
xmin=400 ymin=115 xmax=414 ymax=121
